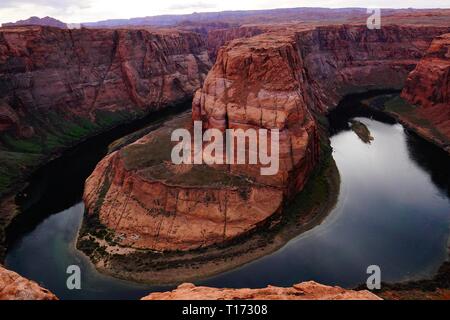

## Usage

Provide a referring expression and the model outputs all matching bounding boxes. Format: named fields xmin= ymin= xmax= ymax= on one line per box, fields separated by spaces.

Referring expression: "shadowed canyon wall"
xmin=401 ymin=33 xmax=450 ymax=151
xmin=0 ymin=26 xmax=211 ymax=194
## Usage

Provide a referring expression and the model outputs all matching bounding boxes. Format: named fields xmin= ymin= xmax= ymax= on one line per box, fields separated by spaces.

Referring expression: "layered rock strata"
xmin=0 ymin=25 xmax=211 ymax=194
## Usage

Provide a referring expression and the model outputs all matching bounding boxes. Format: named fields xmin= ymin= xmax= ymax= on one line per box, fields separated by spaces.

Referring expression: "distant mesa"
xmin=1 ymin=16 xmax=68 ymax=29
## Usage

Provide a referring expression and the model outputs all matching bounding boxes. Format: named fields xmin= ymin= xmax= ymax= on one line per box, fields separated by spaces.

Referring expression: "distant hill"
xmin=82 ymin=7 xmax=369 ymax=27
xmin=2 ymin=16 xmax=68 ymax=29
xmin=81 ymin=7 xmax=445 ymax=28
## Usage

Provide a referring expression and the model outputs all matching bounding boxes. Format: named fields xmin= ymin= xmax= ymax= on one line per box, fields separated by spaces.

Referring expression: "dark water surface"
xmin=4 ymin=96 xmax=450 ymax=300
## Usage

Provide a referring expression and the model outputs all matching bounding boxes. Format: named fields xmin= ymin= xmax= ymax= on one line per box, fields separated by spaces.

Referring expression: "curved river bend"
xmin=4 ymin=96 xmax=450 ymax=300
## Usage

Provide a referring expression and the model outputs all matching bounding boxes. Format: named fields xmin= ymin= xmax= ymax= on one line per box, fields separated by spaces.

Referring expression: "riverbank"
xmin=362 ymin=94 xmax=450 ymax=154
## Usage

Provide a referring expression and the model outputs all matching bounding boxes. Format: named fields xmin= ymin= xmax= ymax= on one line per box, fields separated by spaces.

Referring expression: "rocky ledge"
xmin=0 ymin=265 xmax=57 ymax=300
xmin=142 ymin=282 xmax=381 ymax=300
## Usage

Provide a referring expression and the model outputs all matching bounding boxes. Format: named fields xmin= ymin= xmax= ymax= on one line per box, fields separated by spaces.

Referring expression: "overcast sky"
xmin=0 ymin=0 xmax=449 ymax=24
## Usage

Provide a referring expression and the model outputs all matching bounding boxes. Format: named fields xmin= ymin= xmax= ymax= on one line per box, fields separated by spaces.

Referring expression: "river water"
xmin=4 ymin=96 xmax=450 ymax=300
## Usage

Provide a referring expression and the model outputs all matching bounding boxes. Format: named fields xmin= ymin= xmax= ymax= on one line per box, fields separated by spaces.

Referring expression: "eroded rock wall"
xmin=401 ymin=33 xmax=450 ymax=142
xmin=0 ymin=26 xmax=211 ymax=137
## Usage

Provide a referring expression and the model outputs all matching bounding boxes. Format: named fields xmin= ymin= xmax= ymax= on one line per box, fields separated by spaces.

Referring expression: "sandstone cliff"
xmin=142 ymin=282 xmax=381 ymax=300
xmin=400 ymin=33 xmax=450 ymax=151
xmin=206 ymin=26 xmax=266 ymax=61
xmin=0 ymin=265 xmax=57 ymax=300
xmin=0 ymin=26 xmax=211 ymax=194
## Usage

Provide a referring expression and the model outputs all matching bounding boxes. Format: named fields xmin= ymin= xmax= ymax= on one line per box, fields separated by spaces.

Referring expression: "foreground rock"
xmin=0 ymin=265 xmax=57 ymax=300
xmin=400 ymin=33 xmax=450 ymax=152
xmin=142 ymin=281 xmax=381 ymax=300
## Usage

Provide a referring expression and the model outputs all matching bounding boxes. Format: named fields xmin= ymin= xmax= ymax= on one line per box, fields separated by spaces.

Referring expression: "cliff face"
xmin=142 ymin=282 xmax=381 ymax=300
xmin=0 ymin=265 xmax=57 ymax=300
xmin=401 ymin=33 xmax=450 ymax=146
xmin=296 ymin=25 xmax=449 ymax=112
xmin=0 ymin=26 xmax=210 ymax=136
xmin=0 ymin=26 xmax=211 ymax=193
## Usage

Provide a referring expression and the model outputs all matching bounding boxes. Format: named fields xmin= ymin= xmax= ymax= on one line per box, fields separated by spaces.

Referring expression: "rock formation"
xmin=0 ymin=265 xmax=57 ymax=300
xmin=83 ymin=113 xmax=283 ymax=252
xmin=142 ymin=281 xmax=382 ymax=300
xmin=401 ymin=33 xmax=450 ymax=151
xmin=83 ymin=24 xmax=450 ymax=273
xmin=206 ymin=26 xmax=266 ymax=61
xmin=0 ymin=25 xmax=211 ymax=194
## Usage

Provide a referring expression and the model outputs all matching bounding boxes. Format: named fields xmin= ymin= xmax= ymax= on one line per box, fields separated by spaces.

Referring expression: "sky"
xmin=0 ymin=0 xmax=449 ymax=24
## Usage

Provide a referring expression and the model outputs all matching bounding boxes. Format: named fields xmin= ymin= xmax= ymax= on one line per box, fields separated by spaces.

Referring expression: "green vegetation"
xmin=0 ymin=108 xmax=144 ymax=196
xmin=383 ymin=95 xmax=449 ymax=145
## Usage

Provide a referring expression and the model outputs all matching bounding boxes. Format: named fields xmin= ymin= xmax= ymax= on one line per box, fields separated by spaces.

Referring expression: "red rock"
xmin=142 ymin=281 xmax=382 ymax=300
xmin=206 ymin=26 xmax=267 ymax=61
xmin=0 ymin=265 xmax=57 ymax=300
xmin=402 ymin=33 xmax=450 ymax=144
xmin=0 ymin=26 xmax=211 ymax=139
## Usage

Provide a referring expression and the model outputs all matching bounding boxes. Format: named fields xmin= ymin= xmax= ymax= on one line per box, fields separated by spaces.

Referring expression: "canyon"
xmin=82 ymin=23 xmax=450 ymax=282
xmin=0 ymin=9 xmax=449 ymax=300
